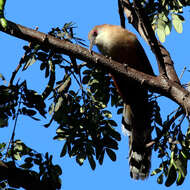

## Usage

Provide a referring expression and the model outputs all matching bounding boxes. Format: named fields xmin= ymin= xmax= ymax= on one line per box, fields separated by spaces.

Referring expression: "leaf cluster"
xmin=151 ymin=105 xmax=190 ymax=186
xmin=0 ymin=140 xmax=62 ymax=190
xmin=51 ymin=65 xmax=122 ymax=169
xmin=0 ymin=82 xmax=46 ymax=128
xmin=143 ymin=0 xmax=189 ymax=42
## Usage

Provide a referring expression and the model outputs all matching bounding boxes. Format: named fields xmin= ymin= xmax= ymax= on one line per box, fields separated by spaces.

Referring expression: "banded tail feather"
xmin=122 ymin=102 xmax=152 ymax=180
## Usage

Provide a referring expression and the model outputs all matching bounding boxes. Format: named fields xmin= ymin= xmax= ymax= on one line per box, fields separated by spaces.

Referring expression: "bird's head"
xmin=88 ymin=24 xmax=139 ymax=60
xmin=88 ymin=25 xmax=112 ymax=55
xmin=88 ymin=26 xmax=101 ymax=52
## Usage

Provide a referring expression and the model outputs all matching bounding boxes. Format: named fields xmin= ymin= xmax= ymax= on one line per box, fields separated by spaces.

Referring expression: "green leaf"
xmin=0 ymin=18 xmax=7 ymax=28
xmin=103 ymin=137 xmax=118 ymax=150
xmin=102 ymin=110 xmax=112 ymax=118
xmin=55 ymin=97 xmax=63 ymax=112
xmin=156 ymin=18 xmax=166 ymax=42
xmin=14 ymin=144 xmax=23 ymax=151
xmin=174 ymin=157 xmax=187 ymax=177
xmin=13 ymin=152 xmax=21 ymax=160
xmin=49 ymin=103 xmax=55 ymax=115
xmin=172 ymin=14 xmax=183 ymax=33
xmin=165 ymin=165 xmax=177 ymax=187
xmin=157 ymin=173 xmax=164 ymax=184
xmin=60 ymin=143 xmax=67 ymax=157
xmin=0 ymin=142 xmax=6 ymax=150
xmin=98 ymin=149 xmax=105 ymax=165
xmin=57 ymin=76 xmax=71 ymax=93
xmin=23 ymin=54 xmax=37 ymax=70
xmin=151 ymin=167 xmax=163 ymax=176
xmin=70 ymin=144 xmax=79 ymax=157
xmin=176 ymin=171 xmax=185 ymax=186
xmin=165 ymin=21 xmax=172 ymax=36
xmin=88 ymin=155 xmax=96 ymax=170
xmin=157 ymin=28 xmax=166 ymax=42
xmin=54 ymin=135 xmax=66 ymax=141
xmin=56 ymin=128 xmax=64 ymax=134
xmin=76 ymin=154 xmax=86 ymax=166
xmin=0 ymin=73 xmax=5 ymax=82
xmin=157 ymin=18 xmax=166 ymax=30
xmin=158 ymin=12 xmax=168 ymax=22
xmin=106 ymin=126 xmax=121 ymax=141
xmin=106 ymin=148 xmax=116 ymax=161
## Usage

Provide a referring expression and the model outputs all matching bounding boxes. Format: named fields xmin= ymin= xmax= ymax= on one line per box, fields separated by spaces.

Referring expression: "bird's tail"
xmin=122 ymin=95 xmax=152 ymax=180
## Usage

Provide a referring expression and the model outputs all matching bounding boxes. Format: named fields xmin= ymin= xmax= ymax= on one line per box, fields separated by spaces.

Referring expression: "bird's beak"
xmin=89 ymin=38 xmax=95 ymax=54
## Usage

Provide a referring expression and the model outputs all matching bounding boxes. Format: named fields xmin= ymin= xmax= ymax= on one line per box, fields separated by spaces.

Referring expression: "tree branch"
xmin=146 ymin=108 xmax=185 ymax=147
xmin=0 ymin=160 xmax=54 ymax=190
xmin=118 ymin=0 xmax=126 ymax=28
xmin=0 ymin=20 xmax=190 ymax=113
xmin=121 ymin=0 xmax=180 ymax=83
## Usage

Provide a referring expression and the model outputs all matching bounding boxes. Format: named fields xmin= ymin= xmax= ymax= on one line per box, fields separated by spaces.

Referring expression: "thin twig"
xmin=8 ymin=57 xmax=25 ymax=87
xmin=179 ymin=66 xmax=186 ymax=81
xmin=146 ymin=108 xmax=184 ymax=147
xmin=8 ymin=27 xmax=39 ymax=87
xmin=5 ymin=91 xmax=22 ymax=162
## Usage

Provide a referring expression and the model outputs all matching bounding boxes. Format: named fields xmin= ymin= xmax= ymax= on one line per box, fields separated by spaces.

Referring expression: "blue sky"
xmin=1 ymin=0 xmax=190 ymax=190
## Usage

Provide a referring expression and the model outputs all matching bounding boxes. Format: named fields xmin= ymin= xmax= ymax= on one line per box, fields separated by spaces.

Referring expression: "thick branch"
xmin=118 ymin=0 xmax=126 ymax=28
xmin=133 ymin=0 xmax=166 ymax=76
xmin=121 ymin=0 xmax=180 ymax=83
xmin=0 ymin=20 xmax=190 ymax=113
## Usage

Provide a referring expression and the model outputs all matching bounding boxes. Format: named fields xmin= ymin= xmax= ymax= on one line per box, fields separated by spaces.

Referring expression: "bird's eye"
xmin=93 ymin=30 xmax=98 ymax=37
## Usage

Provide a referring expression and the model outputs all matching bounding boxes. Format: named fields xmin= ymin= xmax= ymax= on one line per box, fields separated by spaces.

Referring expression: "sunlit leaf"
xmin=76 ymin=154 xmax=86 ymax=166
xmin=165 ymin=21 xmax=172 ymax=36
xmin=172 ymin=14 xmax=183 ymax=33
xmin=151 ymin=167 xmax=163 ymax=176
xmin=157 ymin=173 xmax=164 ymax=184
xmin=55 ymin=97 xmax=63 ymax=112
xmin=102 ymin=110 xmax=112 ymax=119
xmin=165 ymin=165 xmax=177 ymax=187
xmin=57 ymin=76 xmax=71 ymax=93
xmin=13 ymin=152 xmax=21 ymax=160
xmin=157 ymin=28 xmax=166 ymax=42
xmin=23 ymin=54 xmax=36 ymax=70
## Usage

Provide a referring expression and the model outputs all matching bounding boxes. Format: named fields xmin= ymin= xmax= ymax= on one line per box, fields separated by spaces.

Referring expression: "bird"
xmin=88 ymin=24 xmax=154 ymax=180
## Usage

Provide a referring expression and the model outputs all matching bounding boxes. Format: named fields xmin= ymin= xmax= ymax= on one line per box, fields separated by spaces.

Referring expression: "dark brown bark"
xmin=120 ymin=0 xmax=180 ymax=83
